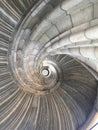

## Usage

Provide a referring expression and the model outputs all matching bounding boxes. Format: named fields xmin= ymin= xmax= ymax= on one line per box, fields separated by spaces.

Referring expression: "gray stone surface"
xmin=1 ymin=0 xmax=98 ymax=130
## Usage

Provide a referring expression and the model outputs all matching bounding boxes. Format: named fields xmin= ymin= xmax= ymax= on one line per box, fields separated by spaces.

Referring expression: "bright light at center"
xmin=42 ymin=69 xmax=49 ymax=76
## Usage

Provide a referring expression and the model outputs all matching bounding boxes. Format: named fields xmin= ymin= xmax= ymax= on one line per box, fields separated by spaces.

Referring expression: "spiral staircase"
xmin=0 ymin=0 xmax=98 ymax=130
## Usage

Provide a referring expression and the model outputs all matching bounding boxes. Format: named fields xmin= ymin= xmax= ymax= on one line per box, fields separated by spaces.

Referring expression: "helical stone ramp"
xmin=0 ymin=0 xmax=98 ymax=130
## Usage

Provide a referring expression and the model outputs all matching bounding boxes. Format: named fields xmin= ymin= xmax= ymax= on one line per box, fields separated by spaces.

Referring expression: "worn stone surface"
xmin=0 ymin=0 xmax=98 ymax=130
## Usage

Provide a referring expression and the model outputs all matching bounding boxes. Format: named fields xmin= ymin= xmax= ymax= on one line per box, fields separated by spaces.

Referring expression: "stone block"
xmin=85 ymin=26 xmax=98 ymax=40
xmin=71 ymin=5 xmax=93 ymax=26
xmin=90 ymin=19 xmax=98 ymax=27
xmin=46 ymin=25 xmax=59 ymax=39
xmin=61 ymin=0 xmax=83 ymax=11
xmin=39 ymin=34 xmax=49 ymax=44
xmin=52 ymin=15 xmax=72 ymax=33
xmin=94 ymin=2 xmax=98 ymax=18
xmin=95 ymin=47 xmax=98 ymax=59
xmin=70 ymin=31 xmax=87 ymax=42
xmin=67 ymin=0 xmax=90 ymax=14
xmin=71 ymin=22 xmax=90 ymax=33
